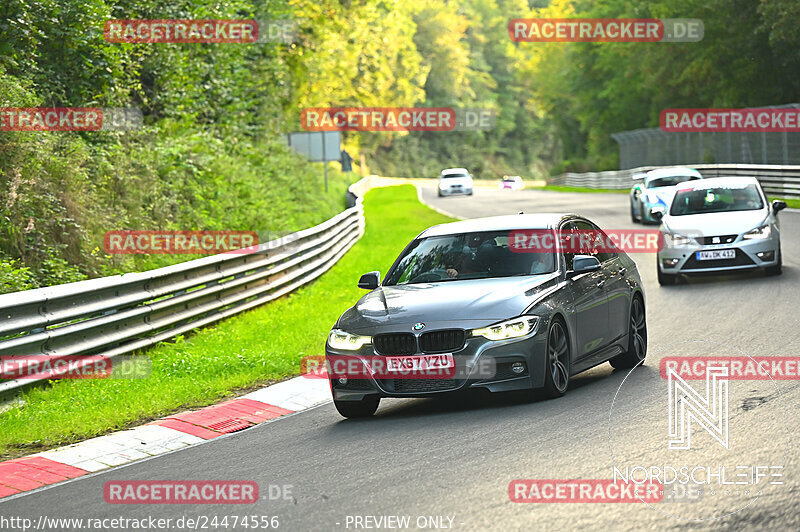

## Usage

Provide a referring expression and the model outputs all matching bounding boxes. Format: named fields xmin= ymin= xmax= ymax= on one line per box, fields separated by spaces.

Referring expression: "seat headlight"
xmin=327 ymin=329 xmax=371 ymax=350
xmin=471 ymin=317 xmax=538 ymax=341
xmin=663 ymin=232 xmax=693 ymax=246
xmin=743 ymin=225 xmax=771 ymax=240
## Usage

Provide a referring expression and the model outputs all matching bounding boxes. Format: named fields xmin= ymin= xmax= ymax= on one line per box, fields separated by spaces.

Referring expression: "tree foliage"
xmin=1 ymin=0 xmax=798 ymax=291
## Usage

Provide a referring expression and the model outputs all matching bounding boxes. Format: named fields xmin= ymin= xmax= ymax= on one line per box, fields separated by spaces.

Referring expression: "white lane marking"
xmin=242 ymin=375 xmax=332 ymax=411
xmin=33 ymin=425 xmax=205 ymax=472
xmin=415 ymin=185 xmax=465 ymax=220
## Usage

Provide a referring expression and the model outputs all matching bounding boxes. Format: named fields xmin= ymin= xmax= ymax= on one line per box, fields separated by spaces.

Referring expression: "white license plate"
xmin=696 ymin=249 xmax=736 ymax=261
xmin=385 ymin=354 xmax=455 ymax=372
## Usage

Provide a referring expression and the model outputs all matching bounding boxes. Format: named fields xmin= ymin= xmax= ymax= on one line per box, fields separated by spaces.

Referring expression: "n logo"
xmin=667 ymin=364 xmax=729 ymax=450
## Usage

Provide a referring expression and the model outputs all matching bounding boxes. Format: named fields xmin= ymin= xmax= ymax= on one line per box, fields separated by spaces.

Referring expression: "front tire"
xmin=630 ymin=200 xmax=640 ymax=223
xmin=538 ymin=318 xmax=570 ymax=399
xmin=334 ymin=396 xmax=380 ymax=418
xmin=610 ymin=296 xmax=647 ymax=369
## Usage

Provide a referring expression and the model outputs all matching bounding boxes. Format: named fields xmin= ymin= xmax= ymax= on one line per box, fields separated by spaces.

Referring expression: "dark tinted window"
xmin=646 ymin=175 xmax=701 ymax=188
xmin=574 ymin=221 xmax=617 ymax=263
xmin=670 ymin=183 xmax=764 ymax=215
xmin=384 ymin=230 xmax=555 ymax=285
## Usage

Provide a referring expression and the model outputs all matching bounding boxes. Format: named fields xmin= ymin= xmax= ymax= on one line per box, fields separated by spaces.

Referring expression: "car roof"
xmin=674 ymin=175 xmax=760 ymax=190
xmin=441 ymin=168 xmax=469 ymax=174
xmin=644 ymin=167 xmax=702 ymax=182
xmin=419 ymin=213 xmax=578 ymax=237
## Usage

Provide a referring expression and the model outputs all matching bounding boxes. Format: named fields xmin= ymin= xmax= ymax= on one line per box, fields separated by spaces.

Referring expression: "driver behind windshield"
xmin=445 ymin=234 xmax=552 ymax=278
xmin=385 ymin=230 xmax=555 ymax=285
xmin=445 ymin=234 xmax=494 ymax=278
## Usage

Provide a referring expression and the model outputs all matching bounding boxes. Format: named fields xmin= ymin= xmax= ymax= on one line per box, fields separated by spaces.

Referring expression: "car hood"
xmin=663 ymin=208 xmax=769 ymax=236
xmin=644 ymin=187 xmax=678 ymax=205
xmin=337 ymin=273 xmax=561 ymax=333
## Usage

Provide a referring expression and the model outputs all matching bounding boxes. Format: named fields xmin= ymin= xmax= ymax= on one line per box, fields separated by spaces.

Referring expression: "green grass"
xmin=769 ymin=197 xmax=800 ymax=210
xmin=0 ymin=185 xmax=453 ymax=459
xmin=535 ymin=185 xmax=630 ymax=194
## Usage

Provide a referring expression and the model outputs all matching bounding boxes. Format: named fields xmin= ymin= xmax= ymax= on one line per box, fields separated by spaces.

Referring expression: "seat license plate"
xmin=696 ymin=249 xmax=735 ymax=260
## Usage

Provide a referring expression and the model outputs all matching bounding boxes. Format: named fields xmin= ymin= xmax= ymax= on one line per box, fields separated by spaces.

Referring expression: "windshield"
xmin=441 ymin=173 xmax=469 ymax=179
xmin=384 ymin=230 xmax=555 ymax=285
xmin=646 ymin=175 xmax=700 ymax=188
xmin=670 ymin=183 xmax=764 ymax=216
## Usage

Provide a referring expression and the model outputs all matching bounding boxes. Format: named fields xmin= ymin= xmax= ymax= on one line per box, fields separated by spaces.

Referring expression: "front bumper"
xmin=326 ymin=321 xmax=548 ymax=401
xmin=658 ymin=233 xmax=780 ymax=275
xmin=640 ymin=200 xmax=665 ymax=223
xmin=438 ymin=186 xmax=473 ymax=196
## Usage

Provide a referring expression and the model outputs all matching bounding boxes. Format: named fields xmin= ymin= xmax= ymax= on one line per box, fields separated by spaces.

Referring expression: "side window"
xmin=575 ymin=220 xmax=617 ymax=263
xmin=576 ymin=221 xmax=617 ymax=264
xmin=559 ymin=221 xmax=577 ymax=271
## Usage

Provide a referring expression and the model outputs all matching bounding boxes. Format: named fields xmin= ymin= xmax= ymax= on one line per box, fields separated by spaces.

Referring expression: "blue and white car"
xmin=630 ymin=167 xmax=703 ymax=224
xmin=653 ymin=176 xmax=786 ymax=285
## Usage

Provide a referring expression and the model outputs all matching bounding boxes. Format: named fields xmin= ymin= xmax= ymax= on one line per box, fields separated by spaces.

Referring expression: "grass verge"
xmin=0 ymin=185 xmax=453 ymax=459
xmin=769 ymin=197 xmax=800 ymax=210
xmin=534 ymin=185 xmax=629 ymax=194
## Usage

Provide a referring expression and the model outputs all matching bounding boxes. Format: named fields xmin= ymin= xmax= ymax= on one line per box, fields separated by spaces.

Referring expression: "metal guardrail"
xmin=0 ymin=179 xmax=370 ymax=395
xmin=549 ymin=164 xmax=800 ymax=198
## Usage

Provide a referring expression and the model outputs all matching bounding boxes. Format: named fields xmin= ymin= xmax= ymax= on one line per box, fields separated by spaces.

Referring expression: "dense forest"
xmin=1 ymin=0 xmax=798 ymax=292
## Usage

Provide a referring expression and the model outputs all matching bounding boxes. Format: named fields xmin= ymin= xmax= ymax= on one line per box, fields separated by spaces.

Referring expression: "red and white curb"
xmin=0 ymin=375 xmax=330 ymax=499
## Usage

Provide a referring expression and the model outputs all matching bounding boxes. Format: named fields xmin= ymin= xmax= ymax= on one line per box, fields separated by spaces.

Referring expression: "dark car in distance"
xmin=325 ymin=214 xmax=647 ymax=418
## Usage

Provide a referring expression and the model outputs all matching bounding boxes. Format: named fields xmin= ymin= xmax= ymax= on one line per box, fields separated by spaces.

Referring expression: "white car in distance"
xmin=438 ymin=168 xmax=474 ymax=197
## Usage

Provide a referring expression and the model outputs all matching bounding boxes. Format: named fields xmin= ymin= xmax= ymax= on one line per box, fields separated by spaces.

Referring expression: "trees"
xmin=2 ymin=0 xmax=798 ymax=291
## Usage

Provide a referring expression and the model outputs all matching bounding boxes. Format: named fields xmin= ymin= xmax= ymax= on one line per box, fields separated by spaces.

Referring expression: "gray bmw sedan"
xmin=325 ymin=214 xmax=647 ymax=418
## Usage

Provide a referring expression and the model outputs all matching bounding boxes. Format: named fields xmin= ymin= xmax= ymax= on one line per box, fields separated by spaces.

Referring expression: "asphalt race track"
xmin=3 ymin=186 xmax=799 ymax=531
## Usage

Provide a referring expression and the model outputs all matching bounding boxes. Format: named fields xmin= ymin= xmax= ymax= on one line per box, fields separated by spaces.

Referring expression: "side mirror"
xmin=650 ymin=207 xmax=665 ymax=221
xmin=632 ymin=173 xmax=647 ymax=181
xmin=567 ymin=255 xmax=601 ymax=278
xmin=772 ymin=200 xmax=787 ymax=213
xmin=358 ymin=271 xmax=380 ymax=290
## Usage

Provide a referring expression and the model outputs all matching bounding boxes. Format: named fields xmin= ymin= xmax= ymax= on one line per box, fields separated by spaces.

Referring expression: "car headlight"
xmin=743 ymin=225 xmax=771 ymax=240
xmin=663 ymin=232 xmax=693 ymax=246
xmin=327 ymin=329 xmax=371 ymax=350
xmin=471 ymin=317 xmax=538 ymax=341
